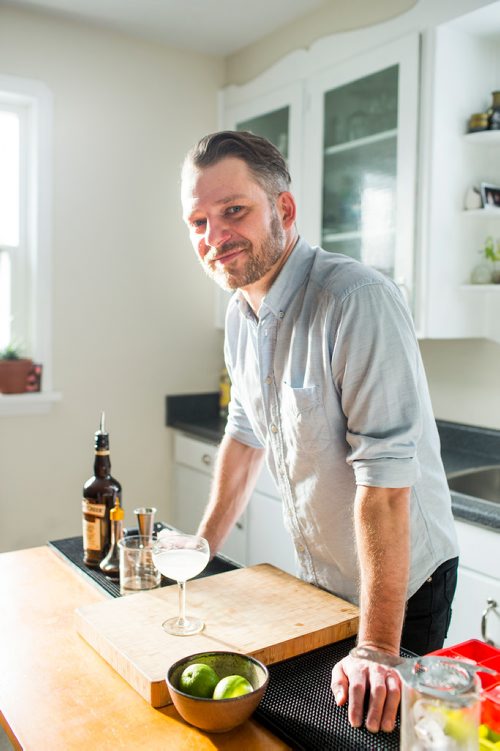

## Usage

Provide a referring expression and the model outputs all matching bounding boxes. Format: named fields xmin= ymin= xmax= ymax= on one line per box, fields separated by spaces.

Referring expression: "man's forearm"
xmin=354 ymin=485 xmax=410 ymax=655
xmin=197 ymin=434 xmax=264 ymax=556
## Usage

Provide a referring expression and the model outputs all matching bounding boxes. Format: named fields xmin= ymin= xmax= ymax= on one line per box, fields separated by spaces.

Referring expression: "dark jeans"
xmin=400 ymin=557 xmax=459 ymax=655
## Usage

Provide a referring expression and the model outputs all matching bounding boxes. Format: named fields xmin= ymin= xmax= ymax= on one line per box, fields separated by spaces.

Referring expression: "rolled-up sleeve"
xmin=332 ymin=281 xmax=422 ymax=488
xmin=223 ymin=327 xmax=264 ymax=450
xmin=224 ymin=386 xmax=263 ymax=449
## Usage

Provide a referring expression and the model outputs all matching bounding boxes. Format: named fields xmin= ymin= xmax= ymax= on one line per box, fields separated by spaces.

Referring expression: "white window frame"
xmin=0 ymin=75 xmax=59 ymax=415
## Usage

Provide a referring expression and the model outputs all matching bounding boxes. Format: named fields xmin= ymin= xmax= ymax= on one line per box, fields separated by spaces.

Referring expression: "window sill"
xmin=0 ymin=391 xmax=62 ymax=416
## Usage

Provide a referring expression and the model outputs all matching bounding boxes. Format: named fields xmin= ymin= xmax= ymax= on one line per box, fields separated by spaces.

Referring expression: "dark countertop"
xmin=437 ymin=419 xmax=500 ymax=531
xmin=166 ymin=394 xmax=500 ymax=533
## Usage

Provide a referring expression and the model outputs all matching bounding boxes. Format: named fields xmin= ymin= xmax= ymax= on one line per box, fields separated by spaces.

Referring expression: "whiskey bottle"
xmin=82 ymin=412 xmax=122 ymax=567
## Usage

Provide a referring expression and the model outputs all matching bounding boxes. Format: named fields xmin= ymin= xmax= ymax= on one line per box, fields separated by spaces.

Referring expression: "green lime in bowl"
xmin=167 ymin=651 xmax=269 ymax=733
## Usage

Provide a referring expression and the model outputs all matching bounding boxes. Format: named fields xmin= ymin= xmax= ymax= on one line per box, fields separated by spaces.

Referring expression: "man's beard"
xmin=201 ymin=210 xmax=286 ymax=291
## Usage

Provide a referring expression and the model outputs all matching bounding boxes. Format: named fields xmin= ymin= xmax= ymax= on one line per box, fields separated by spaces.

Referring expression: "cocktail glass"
xmin=152 ymin=532 xmax=210 ymax=636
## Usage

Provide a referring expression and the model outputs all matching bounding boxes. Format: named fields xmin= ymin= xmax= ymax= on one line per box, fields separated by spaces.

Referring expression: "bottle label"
xmin=95 ymin=450 xmax=110 ymax=457
xmin=83 ymin=517 xmax=101 ymax=551
xmin=82 ymin=499 xmax=106 ymax=518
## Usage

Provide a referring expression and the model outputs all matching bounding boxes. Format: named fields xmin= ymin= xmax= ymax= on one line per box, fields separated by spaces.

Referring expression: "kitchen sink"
xmin=447 ymin=465 xmax=500 ymax=504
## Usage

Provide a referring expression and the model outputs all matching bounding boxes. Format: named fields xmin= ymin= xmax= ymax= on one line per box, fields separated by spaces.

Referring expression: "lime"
xmin=213 ymin=674 xmax=253 ymax=700
xmin=179 ymin=663 xmax=219 ymax=698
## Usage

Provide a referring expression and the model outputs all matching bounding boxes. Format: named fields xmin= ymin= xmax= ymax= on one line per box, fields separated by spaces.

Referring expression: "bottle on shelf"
xmin=488 ymin=91 xmax=500 ymax=130
xmin=99 ymin=495 xmax=124 ymax=579
xmin=82 ymin=412 xmax=122 ymax=568
xmin=219 ymin=366 xmax=231 ymax=419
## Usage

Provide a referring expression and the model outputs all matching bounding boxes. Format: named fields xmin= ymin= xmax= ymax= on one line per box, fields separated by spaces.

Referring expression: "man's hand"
xmin=331 ymin=653 xmax=401 ymax=733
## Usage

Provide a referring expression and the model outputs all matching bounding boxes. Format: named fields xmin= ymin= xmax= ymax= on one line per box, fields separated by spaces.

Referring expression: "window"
xmin=0 ymin=75 xmax=55 ymax=407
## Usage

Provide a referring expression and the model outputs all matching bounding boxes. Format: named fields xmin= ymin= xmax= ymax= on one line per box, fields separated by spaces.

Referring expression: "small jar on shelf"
xmin=470 ymin=236 xmax=500 ymax=284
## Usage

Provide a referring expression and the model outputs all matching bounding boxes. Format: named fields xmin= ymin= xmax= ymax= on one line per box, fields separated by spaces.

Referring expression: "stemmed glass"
xmin=152 ymin=532 xmax=210 ymax=636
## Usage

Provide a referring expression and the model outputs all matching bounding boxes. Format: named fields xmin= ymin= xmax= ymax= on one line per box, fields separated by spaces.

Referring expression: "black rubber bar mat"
xmin=48 ymin=532 xmax=238 ymax=598
xmin=256 ymin=638 xmax=412 ymax=751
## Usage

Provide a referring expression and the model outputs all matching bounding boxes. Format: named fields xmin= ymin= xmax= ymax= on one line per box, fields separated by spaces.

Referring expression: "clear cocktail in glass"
xmin=152 ymin=532 xmax=210 ymax=636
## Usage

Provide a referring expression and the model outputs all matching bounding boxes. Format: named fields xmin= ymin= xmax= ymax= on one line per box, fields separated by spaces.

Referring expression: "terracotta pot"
xmin=0 ymin=359 xmax=34 ymax=394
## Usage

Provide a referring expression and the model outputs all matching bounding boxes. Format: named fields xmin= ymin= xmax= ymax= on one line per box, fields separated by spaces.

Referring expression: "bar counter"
xmin=0 ymin=546 xmax=290 ymax=751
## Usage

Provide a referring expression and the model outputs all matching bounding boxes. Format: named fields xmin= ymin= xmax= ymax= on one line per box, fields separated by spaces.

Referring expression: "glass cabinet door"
xmin=237 ymin=106 xmax=289 ymax=159
xmin=303 ymin=34 xmax=419 ymax=302
xmin=216 ymin=82 xmax=304 ymax=328
xmin=322 ymin=66 xmax=398 ymax=277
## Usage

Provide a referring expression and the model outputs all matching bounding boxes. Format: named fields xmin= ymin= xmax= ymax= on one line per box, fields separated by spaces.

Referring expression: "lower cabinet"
xmin=445 ymin=519 xmax=500 ymax=648
xmin=172 ymin=434 xmax=246 ymax=563
xmin=246 ymin=489 xmax=296 ymax=575
xmin=172 ymin=432 xmax=296 ymax=574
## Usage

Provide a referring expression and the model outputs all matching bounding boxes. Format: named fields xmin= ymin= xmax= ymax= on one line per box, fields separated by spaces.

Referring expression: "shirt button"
xmin=297 ymin=543 xmax=305 ymax=553
xmin=265 ymin=376 xmax=272 ymax=385
xmin=270 ymin=424 xmax=278 ymax=434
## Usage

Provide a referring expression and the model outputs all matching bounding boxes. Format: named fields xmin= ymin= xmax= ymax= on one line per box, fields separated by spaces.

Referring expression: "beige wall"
xmin=0 ymin=6 xmax=224 ymax=552
xmin=225 ymin=0 xmax=417 ymax=86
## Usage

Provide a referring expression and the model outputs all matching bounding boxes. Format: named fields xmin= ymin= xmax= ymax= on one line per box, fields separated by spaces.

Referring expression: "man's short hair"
xmin=183 ymin=130 xmax=291 ymax=198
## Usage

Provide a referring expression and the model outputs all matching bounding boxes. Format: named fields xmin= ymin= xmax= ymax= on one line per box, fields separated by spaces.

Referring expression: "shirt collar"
xmin=235 ymin=236 xmax=315 ymax=321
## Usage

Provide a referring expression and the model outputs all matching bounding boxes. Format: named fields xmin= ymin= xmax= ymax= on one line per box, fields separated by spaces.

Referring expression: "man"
xmin=180 ymin=130 xmax=459 ymax=734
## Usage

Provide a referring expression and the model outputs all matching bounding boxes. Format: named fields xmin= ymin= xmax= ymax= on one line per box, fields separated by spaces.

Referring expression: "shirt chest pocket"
xmin=280 ymin=383 xmax=331 ymax=455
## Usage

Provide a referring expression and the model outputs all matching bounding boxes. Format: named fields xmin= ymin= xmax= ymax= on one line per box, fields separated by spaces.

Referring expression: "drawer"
xmin=174 ymin=432 xmax=218 ymax=474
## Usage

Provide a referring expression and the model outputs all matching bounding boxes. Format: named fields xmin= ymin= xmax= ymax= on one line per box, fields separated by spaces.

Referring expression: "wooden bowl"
xmin=167 ymin=651 xmax=269 ymax=733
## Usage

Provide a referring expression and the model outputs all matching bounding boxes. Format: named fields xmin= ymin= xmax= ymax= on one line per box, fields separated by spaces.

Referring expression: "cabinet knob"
xmin=201 ymin=454 xmax=212 ymax=466
xmin=481 ymin=597 xmax=498 ymax=646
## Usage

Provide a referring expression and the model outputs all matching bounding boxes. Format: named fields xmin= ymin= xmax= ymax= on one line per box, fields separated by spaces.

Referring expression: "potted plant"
xmin=0 ymin=344 xmax=34 ymax=394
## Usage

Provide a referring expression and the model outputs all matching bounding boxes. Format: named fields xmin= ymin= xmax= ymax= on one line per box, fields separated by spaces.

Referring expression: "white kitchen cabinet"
xmin=219 ymin=32 xmax=419 ymax=322
xmin=417 ymin=5 xmax=500 ymax=343
xmin=216 ymin=80 xmax=304 ymax=328
xmin=172 ymin=433 xmax=246 ymax=564
xmin=302 ymin=35 xmax=419 ymax=301
xmin=246 ymin=488 xmax=297 ymax=576
xmin=445 ymin=519 xmax=500 ymax=648
xmin=172 ymin=431 xmax=296 ymax=573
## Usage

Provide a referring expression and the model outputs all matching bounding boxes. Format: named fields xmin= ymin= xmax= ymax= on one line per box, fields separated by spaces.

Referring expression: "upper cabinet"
xmin=417 ymin=3 xmax=500 ymax=343
xmin=218 ymin=2 xmax=500 ymax=342
xmin=216 ymin=81 xmax=304 ymax=328
xmin=302 ymin=36 xmax=419 ymax=301
xmin=218 ymin=34 xmax=419 ymax=327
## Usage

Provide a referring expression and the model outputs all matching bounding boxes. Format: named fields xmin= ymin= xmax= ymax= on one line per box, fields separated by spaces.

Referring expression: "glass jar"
xmin=400 ymin=657 xmax=481 ymax=750
xmin=468 ymin=112 xmax=489 ymax=133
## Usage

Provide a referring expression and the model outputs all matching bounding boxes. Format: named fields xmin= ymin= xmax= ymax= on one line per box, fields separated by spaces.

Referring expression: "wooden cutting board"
xmin=75 ymin=563 xmax=359 ymax=707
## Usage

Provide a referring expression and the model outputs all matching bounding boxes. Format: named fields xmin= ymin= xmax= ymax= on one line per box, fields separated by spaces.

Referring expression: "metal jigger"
xmin=134 ymin=506 xmax=157 ymax=540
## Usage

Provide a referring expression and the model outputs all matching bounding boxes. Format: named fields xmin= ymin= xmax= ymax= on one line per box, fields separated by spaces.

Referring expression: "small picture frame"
xmin=480 ymin=183 xmax=500 ymax=209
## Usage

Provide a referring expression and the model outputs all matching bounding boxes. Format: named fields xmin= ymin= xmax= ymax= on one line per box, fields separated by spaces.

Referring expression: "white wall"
xmin=419 ymin=338 xmax=500 ymax=429
xmin=0 ymin=6 xmax=225 ymax=552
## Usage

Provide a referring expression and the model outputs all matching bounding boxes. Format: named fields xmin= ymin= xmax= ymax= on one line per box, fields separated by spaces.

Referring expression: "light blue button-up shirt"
xmin=224 ymin=237 xmax=458 ymax=604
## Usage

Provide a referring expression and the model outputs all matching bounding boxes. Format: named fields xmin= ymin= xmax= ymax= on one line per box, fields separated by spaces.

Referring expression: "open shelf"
xmin=460 ymin=284 xmax=500 ymax=290
xmin=464 ymin=130 xmax=500 ymax=145
xmin=463 ymin=208 xmax=500 ymax=217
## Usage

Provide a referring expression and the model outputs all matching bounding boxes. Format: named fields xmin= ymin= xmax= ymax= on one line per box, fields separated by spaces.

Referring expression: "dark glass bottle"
xmin=82 ymin=412 xmax=122 ymax=567
xmin=489 ymin=91 xmax=500 ymax=130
